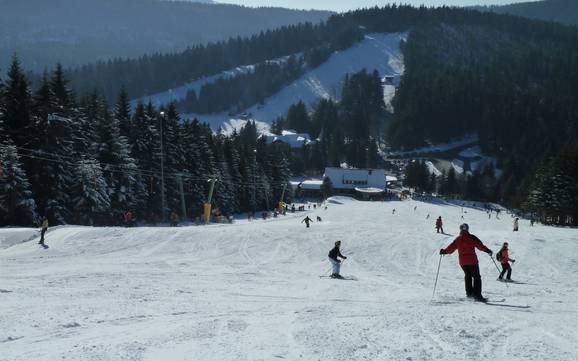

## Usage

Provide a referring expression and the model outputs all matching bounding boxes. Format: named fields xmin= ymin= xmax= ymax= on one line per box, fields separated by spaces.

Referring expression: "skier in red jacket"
xmin=440 ymin=224 xmax=493 ymax=302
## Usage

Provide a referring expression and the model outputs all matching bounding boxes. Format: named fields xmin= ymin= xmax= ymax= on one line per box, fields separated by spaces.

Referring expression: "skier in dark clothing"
xmin=435 ymin=216 xmax=443 ymax=234
xmin=302 ymin=216 xmax=313 ymax=228
xmin=497 ymin=242 xmax=515 ymax=281
xmin=328 ymin=240 xmax=347 ymax=278
xmin=440 ymin=224 xmax=493 ymax=302
xmin=39 ymin=217 xmax=48 ymax=246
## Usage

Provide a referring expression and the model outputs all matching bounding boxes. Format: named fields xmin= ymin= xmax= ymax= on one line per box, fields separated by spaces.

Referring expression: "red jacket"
xmin=443 ymin=230 xmax=490 ymax=266
xmin=500 ymin=248 xmax=512 ymax=264
xmin=436 ymin=218 xmax=443 ymax=227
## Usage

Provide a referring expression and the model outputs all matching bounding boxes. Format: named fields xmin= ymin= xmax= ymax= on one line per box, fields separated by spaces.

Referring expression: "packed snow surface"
xmin=2 ymin=198 xmax=578 ymax=360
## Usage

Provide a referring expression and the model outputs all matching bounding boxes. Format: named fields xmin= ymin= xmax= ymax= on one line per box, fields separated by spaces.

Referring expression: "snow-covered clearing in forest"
xmin=1 ymin=198 xmax=577 ymax=361
xmin=154 ymin=33 xmax=406 ymax=130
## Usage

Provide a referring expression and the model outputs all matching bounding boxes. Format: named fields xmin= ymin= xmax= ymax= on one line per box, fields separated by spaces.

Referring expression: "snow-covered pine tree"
xmin=223 ymin=136 xmax=243 ymax=214
xmin=129 ymin=102 xmax=158 ymax=220
xmin=27 ymin=69 xmax=77 ymax=224
xmin=0 ymin=141 xmax=37 ymax=226
xmin=2 ymin=56 xmax=33 ymax=150
xmin=115 ymin=88 xmax=132 ymax=141
xmin=95 ymin=99 xmax=143 ymax=223
xmin=160 ymin=103 xmax=189 ymax=217
xmin=70 ymin=157 xmax=110 ymax=225
xmin=212 ymin=136 xmax=237 ymax=216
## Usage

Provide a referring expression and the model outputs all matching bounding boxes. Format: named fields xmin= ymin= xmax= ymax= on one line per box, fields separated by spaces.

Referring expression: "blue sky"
xmin=216 ymin=1 xmax=536 ymax=12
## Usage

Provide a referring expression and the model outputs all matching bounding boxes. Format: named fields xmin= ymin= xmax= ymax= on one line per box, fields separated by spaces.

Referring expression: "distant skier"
xmin=302 ymin=216 xmax=313 ymax=228
xmin=426 ymin=214 xmax=430 ymax=220
xmin=414 ymin=206 xmax=417 ymax=211
xmin=513 ymin=217 xmax=519 ymax=232
xmin=316 ymin=216 xmax=322 ymax=222
xmin=38 ymin=217 xmax=48 ymax=246
xmin=124 ymin=211 xmax=135 ymax=227
xmin=440 ymin=224 xmax=493 ymax=302
xmin=497 ymin=242 xmax=515 ymax=281
xmin=328 ymin=240 xmax=347 ymax=279
xmin=170 ymin=211 xmax=179 ymax=227
xmin=392 ymin=209 xmax=396 ymax=215
xmin=435 ymin=216 xmax=444 ymax=234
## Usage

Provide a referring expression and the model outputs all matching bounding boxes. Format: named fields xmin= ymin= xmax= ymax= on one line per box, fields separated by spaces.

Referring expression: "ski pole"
xmin=432 ymin=254 xmax=443 ymax=300
xmin=489 ymin=254 xmax=509 ymax=289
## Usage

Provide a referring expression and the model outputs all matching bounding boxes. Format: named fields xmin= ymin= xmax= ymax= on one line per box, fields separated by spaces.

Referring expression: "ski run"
xmin=1 ymin=197 xmax=578 ymax=361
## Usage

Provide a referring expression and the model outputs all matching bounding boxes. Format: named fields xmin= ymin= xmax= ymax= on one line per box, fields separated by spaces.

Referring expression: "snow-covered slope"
xmin=2 ymin=198 xmax=577 ymax=360
xmin=242 ymin=32 xmax=406 ymax=123
xmin=130 ymin=54 xmax=297 ymax=111
xmin=151 ymin=32 xmax=406 ymax=130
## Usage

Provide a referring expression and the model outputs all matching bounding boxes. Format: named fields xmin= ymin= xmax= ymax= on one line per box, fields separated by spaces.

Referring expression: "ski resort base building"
xmin=293 ymin=167 xmax=390 ymax=200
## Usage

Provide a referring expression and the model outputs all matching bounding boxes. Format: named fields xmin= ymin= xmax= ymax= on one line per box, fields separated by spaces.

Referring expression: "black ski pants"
xmin=39 ymin=228 xmax=47 ymax=244
xmin=499 ymin=263 xmax=512 ymax=280
xmin=461 ymin=264 xmax=482 ymax=298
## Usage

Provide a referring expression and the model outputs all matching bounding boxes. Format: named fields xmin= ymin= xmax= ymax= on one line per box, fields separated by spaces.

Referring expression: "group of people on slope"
xmin=439 ymin=223 xmax=517 ymax=302
xmin=325 ymin=223 xmax=518 ymax=301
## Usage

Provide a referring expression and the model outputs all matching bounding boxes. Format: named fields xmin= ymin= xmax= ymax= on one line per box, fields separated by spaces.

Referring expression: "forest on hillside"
xmin=0 ymin=60 xmax=293 ymax=226
xmin=0 ymin=0 xmax=330 ymax=72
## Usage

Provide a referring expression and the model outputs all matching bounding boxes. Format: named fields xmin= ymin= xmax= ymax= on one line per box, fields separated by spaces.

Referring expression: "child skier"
xmin=328 ymin=240 xmax=347 ymax=279
xmin=435 ymin=216 xmax=444 ymax=233
xmin=497 ymin=242 xmax=516 ymax=281
xmin=440 ymin=224 xmax=493 ymax=302
xmin=513 ymin=217 xmax=519 ymax=232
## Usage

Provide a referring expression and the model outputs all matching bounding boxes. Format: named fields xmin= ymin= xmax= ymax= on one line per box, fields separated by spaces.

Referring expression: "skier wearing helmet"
xmin=440 ymin=224 xmax=493 ymax=302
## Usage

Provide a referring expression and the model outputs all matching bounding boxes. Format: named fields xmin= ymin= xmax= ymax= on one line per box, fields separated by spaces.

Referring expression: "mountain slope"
xmin=0 ymin=0 xmax=330 ymax=71
xmin=138 ymin=32 xmax=406 ymax=130
xmin=2 ymin=198 xmax=577 ymax=360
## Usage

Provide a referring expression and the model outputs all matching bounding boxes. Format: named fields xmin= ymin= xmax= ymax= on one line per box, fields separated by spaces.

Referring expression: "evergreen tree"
xmin=286 ymin=101 xmax=310 ymax=134
xmin=70 ymin=157 xmax=110 ymax=225
xmin=2 ymin=56 xmax=33 ymax=150
xmin=95 ymin=100 xmax=143 ymax=223
xmin=0 ymin=134 xmax=37 ymax=226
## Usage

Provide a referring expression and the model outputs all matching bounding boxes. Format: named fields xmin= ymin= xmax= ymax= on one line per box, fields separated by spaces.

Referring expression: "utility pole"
xmin=159 ymin=111 xmax=166 ymax=223
xmin=204 ymin=178 xmax=217 ymax=224
xmin=177 ymin=174 xmax=186 ymax=220
xmin=252 ymin=149 xmax=257 ymax=214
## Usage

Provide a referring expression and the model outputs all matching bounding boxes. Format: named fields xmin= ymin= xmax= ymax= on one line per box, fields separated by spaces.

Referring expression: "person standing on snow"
xmin=497 ymin=242 xmax=515 ymax=281
xmin=328 ymin=240 xmax=347 ymax=279
xmin=440 ymin=223 xmax=493 ymax=302
xmin=38 ymin=217 xmax=48 ymax=246
xmin=435 ymin=216 xmax=444 ymax=234
xmin=302 ymin=216 xmax=313 ymax=228
xmin=513 ymin=217 xmax=519 ymax=232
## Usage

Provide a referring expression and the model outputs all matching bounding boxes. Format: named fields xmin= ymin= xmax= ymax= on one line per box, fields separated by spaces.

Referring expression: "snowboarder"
xmin=328 ymin=240 xmax=347 ymax=279
xmin=439 ymin=223 xmax=493 ymax=302
xmin=38 ymin=217 xmax=48 ymax=246
xmin=302 ymin=216 xmax=313 ymax=228
xmin=435 ymin=216 xmax=444 ymax=234
xmin=513 ymin=217 xmax=519 ymax=232
xmin=497 ymin=242 xmax=515 ymax=281
xmin=170 ymin=211 xmax=179 ymax=227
